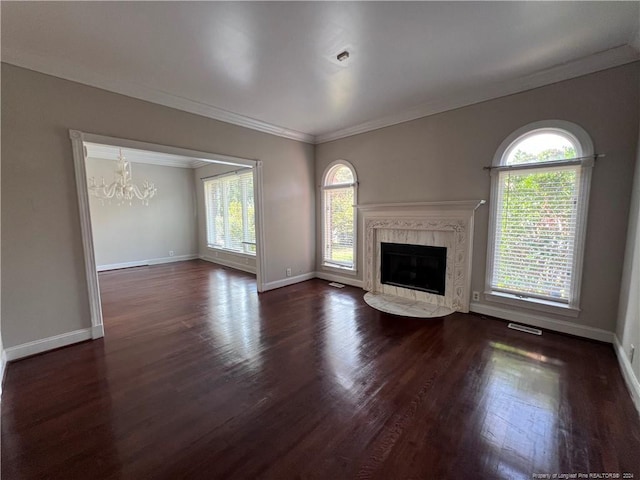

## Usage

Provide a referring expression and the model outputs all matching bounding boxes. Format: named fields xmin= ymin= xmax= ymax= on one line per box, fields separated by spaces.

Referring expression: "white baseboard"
xmin=614 ymin=335 xmax=640 ymax=416
xmin=4 ymin=328 xmax=93 ymax=361
xmin=470 ymin=302 xmax=614 ymax=343
xmin=314 ymin=271 xmax=364 ymax=289
xmin=97 ymin=259 xmax=148 ymax=271
xmin=148 ymin=254 xmax=198 ymax=265
xmin=97 ymin=254 xmax=198 ymax=271
xmin=199 ymin=254 xmax=257 ymax=275
xmin=92 ymin=324 xmax=105 ymax=339
xmin=262 ymin=272 xmax=316 ymax=291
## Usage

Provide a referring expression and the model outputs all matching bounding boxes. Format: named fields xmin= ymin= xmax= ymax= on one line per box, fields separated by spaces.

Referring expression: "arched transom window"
xmin=322 ymin=161 xmax=358 ymax=271
xmin=486 ymin=121 xmax=594 ymax=315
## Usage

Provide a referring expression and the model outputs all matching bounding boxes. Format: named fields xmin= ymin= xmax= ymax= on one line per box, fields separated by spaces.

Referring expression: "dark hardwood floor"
xmin=2 ymin=260 xmax=639 ymax=479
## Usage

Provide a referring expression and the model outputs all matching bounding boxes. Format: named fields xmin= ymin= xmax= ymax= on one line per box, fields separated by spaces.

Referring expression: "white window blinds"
xmin=491 ymin=165 xmax=582 ymax=303
xmin=323 ymin=186 xmax=355 ymax=268
xmin=322 ymin=163 xmax=356 ymax=270
xmin=204 ymin=170 xmax=256 ymax=255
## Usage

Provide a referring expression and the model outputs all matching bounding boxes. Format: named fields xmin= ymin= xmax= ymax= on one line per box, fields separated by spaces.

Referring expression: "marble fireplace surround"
xmin=360 ymin=201 xmax=485 ymax=317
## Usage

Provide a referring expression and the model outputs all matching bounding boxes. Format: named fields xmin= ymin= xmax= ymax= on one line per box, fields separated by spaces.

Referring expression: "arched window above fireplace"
xmin=321 ymin=160 xmax=358 ymax=272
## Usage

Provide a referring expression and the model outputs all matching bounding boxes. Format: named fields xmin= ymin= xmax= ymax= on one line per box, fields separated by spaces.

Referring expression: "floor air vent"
xmin=328 ymin=282 xmax=345 ymax=288
xmin=507 ymin=323 xmax=542 ymax=336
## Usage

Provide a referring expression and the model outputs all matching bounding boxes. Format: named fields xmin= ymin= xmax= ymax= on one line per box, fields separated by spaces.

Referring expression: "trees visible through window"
xmin=204 ymin=170 xmax=256 ymax=255
xmin=322 ymin=161 xmax=357 ymax=270
xmin=487 ymin=123 xmax=593 ymax=313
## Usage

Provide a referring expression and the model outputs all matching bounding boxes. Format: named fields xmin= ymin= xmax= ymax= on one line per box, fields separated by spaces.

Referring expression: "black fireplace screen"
xmin=380 ymin=243 xmax=447 ymax=295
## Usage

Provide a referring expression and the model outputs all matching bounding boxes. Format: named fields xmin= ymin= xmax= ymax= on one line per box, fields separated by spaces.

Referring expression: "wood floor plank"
xmin=2 ymin=260 xmax=639 ymax=479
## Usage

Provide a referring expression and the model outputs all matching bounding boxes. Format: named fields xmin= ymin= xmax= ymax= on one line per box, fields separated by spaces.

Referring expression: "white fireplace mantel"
xmin=358 ymin=200 xmax=485 ymax=213
xmin=359 ymin=200 xmax=485 ymax=315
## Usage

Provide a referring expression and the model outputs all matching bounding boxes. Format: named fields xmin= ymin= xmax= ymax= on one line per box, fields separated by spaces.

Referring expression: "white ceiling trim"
xmin=315 ymin=44 xmax=640 ymax=144
xmin=86 ymin=155 xmax=208 ymax=170
xmin=85 ymin=143 xmax=209 ymax=169
xmin=78 ymin=130 xmax=255 ymax=167
xmin=3 ymin=44 xmax=638 ymax=146
xmin=1 ymin=47 xmax=315 ymax=144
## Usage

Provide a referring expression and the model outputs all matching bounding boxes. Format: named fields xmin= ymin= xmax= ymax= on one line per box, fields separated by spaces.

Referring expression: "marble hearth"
xmin=359 ymin=201 xmax=485 ymax=318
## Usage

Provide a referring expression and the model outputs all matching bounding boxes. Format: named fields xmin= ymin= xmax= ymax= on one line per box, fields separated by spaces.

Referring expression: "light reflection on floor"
xmin=480 ymin=342 xmax=562 ymax=479
xmin=205 ymin=270 xmax=263 ymax=371
xmin=323 ymin=293 xmax=364 ymax=396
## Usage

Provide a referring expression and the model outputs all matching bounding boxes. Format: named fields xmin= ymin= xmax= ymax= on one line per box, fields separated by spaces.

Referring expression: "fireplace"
xmin=381 ymin=243 xmax=447 ymax=295
xmin=359 ymin=200 xmax=485 ymax=317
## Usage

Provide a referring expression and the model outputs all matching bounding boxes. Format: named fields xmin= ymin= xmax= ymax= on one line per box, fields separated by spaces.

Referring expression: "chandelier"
xmin=88 ymin=149 xmax=157 ymax=206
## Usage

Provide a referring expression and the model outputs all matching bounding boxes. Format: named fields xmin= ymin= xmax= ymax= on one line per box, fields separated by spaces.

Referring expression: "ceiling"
xmin=2 ymin=2 xmax=639 ymax=144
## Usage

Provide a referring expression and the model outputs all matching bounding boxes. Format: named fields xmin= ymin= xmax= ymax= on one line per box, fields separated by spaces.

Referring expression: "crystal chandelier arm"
xmin=88 ymin=176 xmax=119 ymax=200
xmin=103 ymin=180 xmax=119 ymax=198
xmin=130 ymin=181 xmax=157 ymax=200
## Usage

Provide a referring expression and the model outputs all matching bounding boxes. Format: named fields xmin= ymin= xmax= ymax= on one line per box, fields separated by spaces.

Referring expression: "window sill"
xmin=322 ymin=263 xmax=357 ymax=276
xmin=484 ymin=291 xmax=580 ymax=318
xmin=207 ymin=246 xmax=256 ymax=258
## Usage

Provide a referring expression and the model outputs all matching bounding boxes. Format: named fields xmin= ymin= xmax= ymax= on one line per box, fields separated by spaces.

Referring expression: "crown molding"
xmin=3 ymin=43 xmax=638 ymax=147
xmin=1 ymin=47 xmax=315 ymax=144
xmin=315 ymin=44 xmax=640 ymax=144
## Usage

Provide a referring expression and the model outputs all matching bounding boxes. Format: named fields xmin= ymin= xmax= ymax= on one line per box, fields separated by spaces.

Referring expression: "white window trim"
xmin=484 ymin=120 xmax=594 ymax=317
xmin=205 ymin=246 xmax=256 ymax=263
xmin=321 ymin=159 xmax=358 ymax=274
xmin=206 ymin=245 xmax=256 ymax=260
xmin=203 ymin=170 xmax=256 ymax=257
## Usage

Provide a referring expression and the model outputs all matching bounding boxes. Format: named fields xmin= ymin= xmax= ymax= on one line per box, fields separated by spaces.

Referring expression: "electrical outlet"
xmin=169 ymin=250 xmax=175 ymax=257
xmin=286 ymin=268 xmax=292 ymax=277
xmin=472 ymin=291 xmax=480 ymax=302
xmin=631 ymin=344 xmax=636 ymax=364
xmin=244 ymin=258 xmax=249 ymax=265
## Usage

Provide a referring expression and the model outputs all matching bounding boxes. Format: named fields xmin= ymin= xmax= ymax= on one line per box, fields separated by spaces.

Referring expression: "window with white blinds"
xmin=204 ymin=170 xmax=256 ymax=255
xmin=492 ymin=165 xmax=581 ymax=302
xmin=486 ymin=123 xmax=593 ymax=314
xmin=322 ymin=161 xmax=357 ymax=270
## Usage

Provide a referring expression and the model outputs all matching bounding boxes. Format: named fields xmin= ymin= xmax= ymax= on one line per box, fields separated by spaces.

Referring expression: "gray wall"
xmin=315 ymin=62 xmax=640 ymax=333
xmin=193 ymin=163 xmax=258 ymax=272
xmin=617 ymin=122 xmax=640 ymax=380
xmin=86 ymin=158 xmax=197 ymax=267
xmin=2 ymin=59 xmax=637 ymax=350
xmin=1 ymin=63 xmax=315 ymax=348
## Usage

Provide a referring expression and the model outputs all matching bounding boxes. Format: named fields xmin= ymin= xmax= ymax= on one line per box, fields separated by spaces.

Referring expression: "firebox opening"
xmin=381 ymin=243 xmax=446 ymax=296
